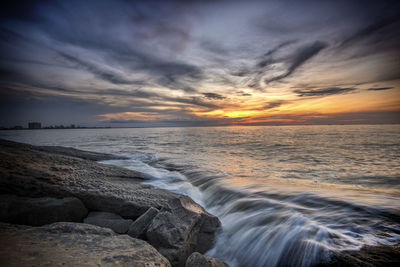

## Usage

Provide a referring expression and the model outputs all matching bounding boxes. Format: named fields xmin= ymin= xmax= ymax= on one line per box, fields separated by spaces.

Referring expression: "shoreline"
xmin=0 ymin=139 xmax=399 ymax=266
xmin=0 ymin=139 xmax=224 ymax=267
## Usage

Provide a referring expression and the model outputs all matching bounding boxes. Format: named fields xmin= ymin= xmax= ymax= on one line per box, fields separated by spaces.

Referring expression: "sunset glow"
xmin=0 ymin=0 xmax=399 ymax=127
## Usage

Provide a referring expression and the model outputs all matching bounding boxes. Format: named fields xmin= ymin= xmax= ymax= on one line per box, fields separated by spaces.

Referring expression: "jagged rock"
xmin=0 ymin=222 xmax=171 ymax=267
xmin=0 ymin=194 xmax=87 ymax=226
xmin=84 ymin=211 xmax=133 ymax=234
xmin=128 ymin=207 xmax=159 ymax=238
xmin=185 ymin=252 xmax=228 ymax=267
xmin=146 ymin=196 xmax=221 ymax=266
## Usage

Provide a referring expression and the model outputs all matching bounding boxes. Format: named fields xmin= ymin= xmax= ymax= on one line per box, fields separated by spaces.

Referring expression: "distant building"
xmin=28 ymin=122 xmax=41 ymax=129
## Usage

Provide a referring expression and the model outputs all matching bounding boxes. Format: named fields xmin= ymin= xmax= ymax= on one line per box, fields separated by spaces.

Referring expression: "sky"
xmin=0 ymin=0 xmax=399 ymax=127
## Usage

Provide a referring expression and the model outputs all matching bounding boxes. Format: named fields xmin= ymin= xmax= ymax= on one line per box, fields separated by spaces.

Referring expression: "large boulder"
xmin=0 ymin=194 xmax=87 ymax=226
xmin=146 ymin=196 xmax=221 ymax=266
xmin=185 ymin=252 xmax=228 ymax=267
xmin=128 ymin=207 xmax=159 ymax=238
xmin=0 ymin=222 xmax=171 ymax=267
xmin=84 ymin=211 xmax=133 ymax=234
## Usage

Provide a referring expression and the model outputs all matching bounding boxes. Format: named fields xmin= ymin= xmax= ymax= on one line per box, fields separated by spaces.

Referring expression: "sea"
xmin=1 ymin=125 xmax=399 ymax=267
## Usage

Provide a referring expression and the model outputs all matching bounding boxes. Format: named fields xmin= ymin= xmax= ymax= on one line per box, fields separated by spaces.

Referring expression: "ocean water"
xmin=1 ymin=125 xmax=400 ymax=266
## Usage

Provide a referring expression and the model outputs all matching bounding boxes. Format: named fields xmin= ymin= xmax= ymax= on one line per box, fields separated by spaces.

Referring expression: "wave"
xmin=101 ymin=152 xmax=400 ymax=267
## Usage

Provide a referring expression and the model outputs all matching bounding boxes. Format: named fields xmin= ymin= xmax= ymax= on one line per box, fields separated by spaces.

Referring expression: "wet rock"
xmin=128 ymin=207 xmax=159 ymax=238
xmin=37 ymin=145 xmax=127 ymax=161
xmin=0 ymin=222 xmax=171 ymax=267
xmin=83 ymin=211 xmax=132 ymax=234
xmin=0 ymin=194 xmax=87 ymax=226
xmin=185 ymin=252 xmax=228 ymax=267
xmin=146 ymin=196 xmax=221 ymax=266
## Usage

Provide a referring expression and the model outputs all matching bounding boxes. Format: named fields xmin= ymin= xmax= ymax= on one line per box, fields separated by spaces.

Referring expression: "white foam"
xmin=102 ymin=152 xmax=400 ymax=267
xmin=101 ymin=154 xmax=205 ymax=207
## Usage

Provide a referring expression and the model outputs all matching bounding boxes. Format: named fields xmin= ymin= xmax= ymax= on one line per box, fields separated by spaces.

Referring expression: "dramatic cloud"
xmin=202 ymin=93 xmax=226 ymax=100
xmin=294 ymin=87 xmax=357 ymax=97
xmin=0 ymin=0 xmax=399 ymax=127
xmin=256 ymin=40 xmax=297 ymax=68
xmin=265 ymin=41 xmax=328 ymax=84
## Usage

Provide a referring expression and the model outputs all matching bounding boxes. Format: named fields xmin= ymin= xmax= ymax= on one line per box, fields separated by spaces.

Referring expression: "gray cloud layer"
xmin=0 ymin=0 xmax=399 ymax=126
xmin=264 ymin=41 xmax=328 ymax=84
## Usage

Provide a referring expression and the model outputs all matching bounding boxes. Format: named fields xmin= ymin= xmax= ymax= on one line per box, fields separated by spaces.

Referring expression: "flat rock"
xmin=128 ymin=207 xmax=159 ymax=238
xmin=0 ymin=139 xmax=178 ymax=219
xmin=0 ymin=194 xmax=87 ymax=226
xmin=0 ymin=222 xmax=171 ymax=267
xmin=36 ymin=145 xmax=127 ymax=161
xmin=146 ymin=196 xmax=221 ymax=267
xmin=84 ymin=211 xmax=133 ymax=234
xmin=185 ymin=252 xmax=228 ymax=267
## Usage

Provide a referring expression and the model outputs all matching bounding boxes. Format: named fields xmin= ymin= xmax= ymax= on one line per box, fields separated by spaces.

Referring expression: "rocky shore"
xmin=0 ymin=139 xmax=398 ymax=267
xmin=0 ymin=139 xmax=226 ymax=267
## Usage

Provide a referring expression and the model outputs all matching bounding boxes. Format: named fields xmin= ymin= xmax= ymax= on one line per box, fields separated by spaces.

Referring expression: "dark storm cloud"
xmin=265 ymin=41 xmax=328 ymax=84
xmin=202 ymin=93 xmax=226 ymax=100
xmin=294 ymin=87 xmax=357 ymax=97
xmin=367 ymin=87 xmax=393 ymax=91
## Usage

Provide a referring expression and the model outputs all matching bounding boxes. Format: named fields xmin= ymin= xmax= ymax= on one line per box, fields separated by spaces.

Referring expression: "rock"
xmin=84 ymin=211 xmax=133 ymax=234
xmin=0 ymin=194 xmax=87 ymax=226
xmin=128 ymin=207 xmax=159 ymax=238
xmin=37 ymin=145 xmax=128 ymax=161
xmin=0 ymin=222 xmax=171 ymax=267
xmin=0 ymin=139 xmax=178 ymax=219
xmin=146 ymin=196 xmax=221 ymax=266
xmin=185 ymin=252 xmax=228 ymax=267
